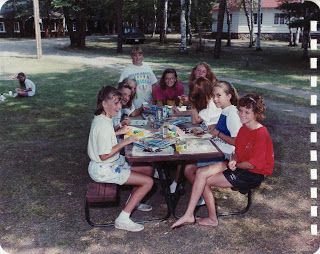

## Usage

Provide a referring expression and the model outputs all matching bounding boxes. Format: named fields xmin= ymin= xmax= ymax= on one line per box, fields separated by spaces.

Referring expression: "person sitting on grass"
xmin=179 ymin=81 xmax=242 ymax=204
xmin=152 ymin=68 xmax=184 ymax=106
xmin=171 ymin=93 xmax=274 ymax=229
xmin=15 ymin=72 xmax=36 ymax=97
xmin=87 ymin=86 xmax=154 ymax=232
xmin=113 ymin=80 xmax=142 ymax=131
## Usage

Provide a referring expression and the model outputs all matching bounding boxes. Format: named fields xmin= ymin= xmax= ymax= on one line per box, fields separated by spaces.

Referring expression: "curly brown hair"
xmin=189 ymin=77 xmax=214 ymax=112
xmin=238 ymin=93 xmax=266 ymax=122
xmin=189 ymin=62 xmax=217 ymax=85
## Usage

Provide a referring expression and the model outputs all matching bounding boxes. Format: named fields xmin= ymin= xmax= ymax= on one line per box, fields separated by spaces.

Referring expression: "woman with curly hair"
xmin=180 ymin=62 xmax=217 ymax=104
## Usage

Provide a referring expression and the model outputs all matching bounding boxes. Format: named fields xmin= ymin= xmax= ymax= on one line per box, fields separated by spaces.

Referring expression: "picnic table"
xmin=125 ymin=113 xmax=224 ymax=220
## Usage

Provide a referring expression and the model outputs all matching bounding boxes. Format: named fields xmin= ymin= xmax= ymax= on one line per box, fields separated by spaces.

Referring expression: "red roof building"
xmin=211 ymin=0 xmax=306 ymax=41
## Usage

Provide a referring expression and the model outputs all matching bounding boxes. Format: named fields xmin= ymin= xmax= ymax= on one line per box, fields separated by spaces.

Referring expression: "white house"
xmin=211 ymin=0 xmax=302 ymax=40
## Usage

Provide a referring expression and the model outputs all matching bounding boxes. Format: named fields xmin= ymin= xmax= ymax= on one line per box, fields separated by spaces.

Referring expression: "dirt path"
xmin=222 ymin=76 xmax=320 ymax=98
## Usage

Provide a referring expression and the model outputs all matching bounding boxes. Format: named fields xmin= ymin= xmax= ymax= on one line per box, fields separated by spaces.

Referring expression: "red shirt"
xmin=235 ymin=125 xmax=274 ymax=175
xmin=152 ymin=81 xmax=185 ymax=105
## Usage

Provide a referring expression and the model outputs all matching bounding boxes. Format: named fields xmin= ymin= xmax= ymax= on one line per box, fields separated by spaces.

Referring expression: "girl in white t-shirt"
xmin=189 ymin=77 xmax=221 ymax=126
xmin=87 ymin=86 xmax=153 ymax=232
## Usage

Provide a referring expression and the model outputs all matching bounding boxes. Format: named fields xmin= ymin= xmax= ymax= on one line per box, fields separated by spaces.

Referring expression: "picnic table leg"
xmin=171 ymin=162 xmax=186 ymax=219
xmin=156 ymin=162 xmax=174 ymax=220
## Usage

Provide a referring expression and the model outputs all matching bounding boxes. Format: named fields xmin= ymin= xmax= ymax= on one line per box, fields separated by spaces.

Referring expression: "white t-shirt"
xmin=198 ymin=98 xmax=222 ymax=126
xmin=88 ymin=114 xmax=119 ymax=163
xmin=119 ymin=63 xmax=157 ymax=108
xmin=25 ymin=79 xmax=36 ymax=96
xmin=214 ymin=104 xmax=242 ymax=157
xmin=112 ymin=104 xmax=136 ymax=127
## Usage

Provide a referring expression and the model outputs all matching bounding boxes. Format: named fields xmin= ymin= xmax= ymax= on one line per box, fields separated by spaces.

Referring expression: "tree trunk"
xmin=116 ymin=0 xmax=124 ymax=53
xmin=249 ymin=0 xmax=254 ymax=47
xmin=289 ymin=27 xmax=294 ymax=46
xmin=63 ymin=7 xmax=77 ymax=47
xmin=152 ymin=2 xmax=157 ymax=38
xmin=179 ymin=0 xmax=187 ymax=53
xmin=302 ymin=27 xmax=309 ymax=59
xmin=256 ymin=0 xmax=262 ymax=51
xmin=77 ymin=11 xmax=86 ymax=48
xmin=44 ymin=9 xmax=51 ymax=38
xmin=226 ymin=1 xmax=231 ymax=47
xmin=194 ymin=0 xmax=203 ymax=51
xmin=242 ymin=0 xmax=252 ymax=47
xmin=160 ymin=0 xmax=168 ymax=44
xmin=302 ymin=7 xmax=310 ymax=59
xmin=187 ymin=0 xmax=192 ymax=45
xmin=214 ymin=0 xmax=226 ymax=58
xmin=295 ymin=27 xmax=301 ymax=46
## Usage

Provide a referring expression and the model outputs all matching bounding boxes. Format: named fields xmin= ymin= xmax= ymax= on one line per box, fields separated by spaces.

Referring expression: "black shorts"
xmin=223 ymin=168 xmax=265 ymax=192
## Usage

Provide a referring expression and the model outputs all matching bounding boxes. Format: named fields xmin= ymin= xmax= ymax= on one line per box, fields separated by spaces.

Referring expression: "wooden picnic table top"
xmin=125 ymin=140 xmax=224 ymax=164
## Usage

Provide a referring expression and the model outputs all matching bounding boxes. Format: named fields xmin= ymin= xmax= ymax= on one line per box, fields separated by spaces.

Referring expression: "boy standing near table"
xmin=119 ymin=46 xmax=157 ymax=108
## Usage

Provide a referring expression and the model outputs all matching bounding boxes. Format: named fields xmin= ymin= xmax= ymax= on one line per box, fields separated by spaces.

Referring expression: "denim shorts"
xmin=88 ymin=155 xmax=131 ymax=185
xmin=197 ymin=158 xmax=224 ymax=167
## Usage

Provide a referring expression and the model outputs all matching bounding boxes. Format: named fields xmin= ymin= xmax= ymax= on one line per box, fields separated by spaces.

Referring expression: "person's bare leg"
xmin=171 ymin=162 xmax=226 ymax=229
xmin=196 ymin=183 xmax=218 ymax=226
xmin=123 ymin=171 xmax=153 ymax=213
xmin=17 ymin=90 xmax=28 ymax=97
xmin=184 ymin=163 xmax=197 ymax=184
xmin=129 ymin=165 xmax=153 ymax=198
xmin=197 ymin=172 xmax=232 ymax=227
xmin=131 ymin=165 xmax=153 ymax=176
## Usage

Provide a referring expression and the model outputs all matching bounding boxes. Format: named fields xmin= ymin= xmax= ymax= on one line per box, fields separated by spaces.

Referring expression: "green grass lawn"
xmin=84 ymin=36 xmax=319 ymax=91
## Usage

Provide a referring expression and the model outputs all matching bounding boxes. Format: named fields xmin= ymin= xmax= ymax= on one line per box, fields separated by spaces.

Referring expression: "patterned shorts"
xmin=88 ymin=155 xmax=131 ymax=185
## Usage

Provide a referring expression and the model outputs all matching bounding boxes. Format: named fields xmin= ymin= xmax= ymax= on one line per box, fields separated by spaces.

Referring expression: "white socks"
xmin=170 ymin=180 xmax=177 ymax=193
xmin=117 ymin=210 xmax=130 ymax=222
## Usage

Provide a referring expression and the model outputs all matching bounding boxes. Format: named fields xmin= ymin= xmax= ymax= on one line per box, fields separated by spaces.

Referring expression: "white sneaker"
xmin=170 ymin=181 xmax=177 ymax=194
xmin=153 ymin=169 xmax=159 ymax=179
xmin=196 ymin=197 xmax=206 ymax=206
xmin=12 ymin=93 xmax=18 ymax=98
xmin=115 ymin=217 xmax=144 ymax=232
xmin=136 ymin=203 xmax=152 ymax=212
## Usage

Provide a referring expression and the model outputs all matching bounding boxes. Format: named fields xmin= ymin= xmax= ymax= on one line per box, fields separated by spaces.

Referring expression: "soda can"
xmin=166 ymin=105 xmax=173 ymax=117
xmin=162 ymin=106 xmax=168 ymax=119
xmin=157 ymin=107 xmax=163 ymax=121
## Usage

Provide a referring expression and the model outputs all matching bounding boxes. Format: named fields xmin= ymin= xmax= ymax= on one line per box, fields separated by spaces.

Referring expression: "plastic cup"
xmin=175 ymin=140 xmax=187 ymax=153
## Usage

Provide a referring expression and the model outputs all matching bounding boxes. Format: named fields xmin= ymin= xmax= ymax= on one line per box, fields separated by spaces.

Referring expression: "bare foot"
xmin=196 ymin=217 xmax=218 ymax=227
xmin=171 ymin=215 xmax=195 ymax=229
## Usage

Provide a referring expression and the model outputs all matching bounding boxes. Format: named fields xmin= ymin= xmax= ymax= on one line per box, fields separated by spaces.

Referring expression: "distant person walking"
xmin=119 ymin=46 xmax=157 ymax=108
xmin=15 ymin=72 xmax=36 ymax=97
